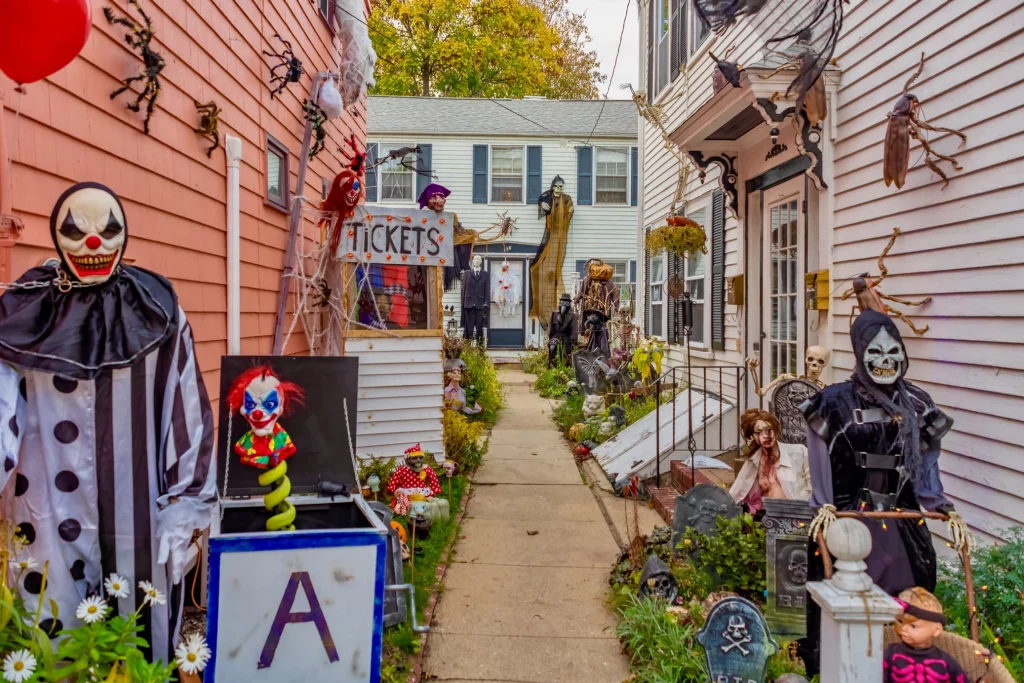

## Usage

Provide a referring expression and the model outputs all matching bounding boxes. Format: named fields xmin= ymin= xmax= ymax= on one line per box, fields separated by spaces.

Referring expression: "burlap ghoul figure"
xmin=0 ymin=182 xmax=217 ymax=662
xmin=574 ymin=259 xmax=620 ymax=354
xmin=529 ymin=176 xmax=574 ymax=326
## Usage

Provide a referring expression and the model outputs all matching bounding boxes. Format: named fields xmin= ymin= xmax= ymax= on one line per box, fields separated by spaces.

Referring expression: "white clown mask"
xmin=52 ymin=186 xmax=127 ymax=284
xmin=863 ymin=328 xmax=905 ymax=385
xmin=241 ymin=375 xmax=285 ymax=437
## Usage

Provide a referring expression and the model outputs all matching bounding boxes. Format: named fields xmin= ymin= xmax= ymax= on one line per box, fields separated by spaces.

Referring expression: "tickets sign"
xmin=336 ymin=208 xmax=454 ymax=266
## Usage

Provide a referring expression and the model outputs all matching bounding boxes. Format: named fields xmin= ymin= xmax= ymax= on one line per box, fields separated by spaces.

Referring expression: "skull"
xmin=788 ymin=547 xmax=809 ymax=585
xmin=804 ymin=345 xmax=831 ymax=382
xmin=406 ymin=452 xmax=425 ymax=473
xmin=724 ymin=615 xmax=749 ymax=642
xmin=696 ymin=501 xmax=728 ymax=526
xmin=638 ymin=555 xmax=679 ymax=602
xmin=863 ymin=328 xmax=905 ymax=385
xmin=52 ymin=185 xmax=127 ymax=284
xmin=552 ymin=181 xmax=564 ymax=196
xmin=240 ymin=374 xmax=285 ymax=437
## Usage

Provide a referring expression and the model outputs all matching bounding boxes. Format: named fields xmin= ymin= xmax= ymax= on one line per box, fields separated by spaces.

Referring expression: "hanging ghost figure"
xmin=0 ymin=182 xmax=216 ymax=663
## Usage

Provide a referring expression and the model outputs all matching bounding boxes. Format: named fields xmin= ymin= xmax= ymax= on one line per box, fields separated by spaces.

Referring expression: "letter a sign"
xmin=258 ymin=571 xmax=340 ymax=669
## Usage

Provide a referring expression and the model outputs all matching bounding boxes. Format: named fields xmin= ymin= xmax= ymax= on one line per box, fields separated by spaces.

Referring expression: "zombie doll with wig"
xmin=797 ymin=309 xmax=970 ymax=675
xmin=0 ymin=183 xmax=216 ymax=662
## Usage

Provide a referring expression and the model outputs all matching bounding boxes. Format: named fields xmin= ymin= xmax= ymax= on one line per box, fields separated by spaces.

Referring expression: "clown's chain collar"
xmin=0 ymin=266 xmax=119 ymax=292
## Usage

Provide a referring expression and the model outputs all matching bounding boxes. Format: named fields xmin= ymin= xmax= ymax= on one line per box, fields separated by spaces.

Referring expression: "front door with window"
xmin=487 ymin=258 xmax=526 ymax=348
xmin=761 ymin=178 xmax=804 ymax=383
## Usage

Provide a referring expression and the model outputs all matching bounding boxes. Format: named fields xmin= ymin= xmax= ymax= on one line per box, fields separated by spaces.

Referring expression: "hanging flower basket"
xmin=647 ymin=216 xmax=708 ymax=257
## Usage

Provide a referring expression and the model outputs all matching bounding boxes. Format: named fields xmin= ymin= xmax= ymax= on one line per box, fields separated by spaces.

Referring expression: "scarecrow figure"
xmin=797 ymin=308 xmax=972 ymax=676
xmin=530 ymin=176 xmax=574 ymax=327
xmin=574 ymin=259 xmax=620 ymax=354
xmin=0 ymin=183 xmax=216 ymax=662
xmin=385 ymin=444 xmax=441 ymax=512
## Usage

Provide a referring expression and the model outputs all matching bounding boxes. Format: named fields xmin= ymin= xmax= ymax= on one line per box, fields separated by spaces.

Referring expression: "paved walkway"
xmin=423 ymin=367 xmax=661 ymax=683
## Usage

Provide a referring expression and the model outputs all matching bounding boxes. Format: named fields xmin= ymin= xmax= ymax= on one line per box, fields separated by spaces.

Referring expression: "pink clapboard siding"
xmin=831 ymin=0 xmax=1024 ymax=542
xmin=0 ymin=0 xmax=369 ymax=400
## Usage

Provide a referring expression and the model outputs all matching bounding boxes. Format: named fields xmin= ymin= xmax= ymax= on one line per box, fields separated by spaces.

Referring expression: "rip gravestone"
xmin=763 ymin=498 xmax=814 ymax=638
xmin=671 ymin=483 xmax=741 ymax=552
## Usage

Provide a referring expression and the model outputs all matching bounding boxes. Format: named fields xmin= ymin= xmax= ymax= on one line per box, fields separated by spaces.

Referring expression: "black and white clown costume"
xmin=0 ymin=183 xmax=216 ymax=663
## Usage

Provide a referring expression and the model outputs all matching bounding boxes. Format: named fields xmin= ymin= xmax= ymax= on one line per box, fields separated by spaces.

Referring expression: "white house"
xmin=366 ymin=96 xmax=639 ymax=349
xmin=635 ymin=0 xmax=1024 ymax=543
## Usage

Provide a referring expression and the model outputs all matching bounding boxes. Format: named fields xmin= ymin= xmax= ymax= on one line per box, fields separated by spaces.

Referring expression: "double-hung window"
xmin=684 ymin=208 xmax=708 ymax=345
xmin=691 ymin=1 xmax=711 ymax=54
xmin=657 ymin=0 xmax=671 ymax=92
xmin=379 ymin=144 xmax=417 ymax=202
xmin=266 ymin=134 xmax=289 ymax=210
xmin=596 ymin=147 xmax=629 ymax=204
xmin=491 ymin=147 xmax=524 ymax=202
xmin=649 ymin=255 xmax=666 ymax=338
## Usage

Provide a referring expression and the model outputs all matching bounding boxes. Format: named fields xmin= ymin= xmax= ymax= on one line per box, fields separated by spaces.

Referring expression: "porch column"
xmin=806 ymin=518 xmax=902 ymax=683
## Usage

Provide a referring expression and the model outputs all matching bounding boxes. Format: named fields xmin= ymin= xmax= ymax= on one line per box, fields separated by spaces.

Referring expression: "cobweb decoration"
xmin=694 ymin=0 xmax=769 ymax=35
xmin=334 ymin=0 xmax=377 ymax=107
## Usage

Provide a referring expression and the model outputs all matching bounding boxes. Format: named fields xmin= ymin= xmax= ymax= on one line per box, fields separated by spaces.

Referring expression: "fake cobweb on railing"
xmin=281 ymin=202 xmax=409 ymax=357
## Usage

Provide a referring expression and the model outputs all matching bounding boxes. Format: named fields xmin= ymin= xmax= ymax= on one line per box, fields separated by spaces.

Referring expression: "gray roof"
xmin=367 ymin=96 xmax=638 ymax=139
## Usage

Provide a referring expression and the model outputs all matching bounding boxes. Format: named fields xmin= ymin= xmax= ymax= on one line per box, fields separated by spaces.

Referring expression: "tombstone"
xmin=671 ymin=483 xmax=742 ymax=552
xmin=368 ymin=501 xmax=407 ymax=627
xmin=770 ymin=378 xmax=820 ymax=445
xmin=637 ymin=554 xmax=678 ymax=603
xmin=573 ymin=348 xmax=609 ymax=395
xmin=762 ymin=498 xmax=814 ymax=638
xmin=697 ymin=596 xmax=779 ymax=683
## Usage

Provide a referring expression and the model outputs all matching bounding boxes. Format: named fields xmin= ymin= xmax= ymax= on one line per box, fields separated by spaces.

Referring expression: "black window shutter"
xmin=647 ymin=1 xmax=655 ymax=104
xmin=472 ymin=144 xmax=488 ymax=203
xmin=630 ymin=147 xmax=638 ymax=207
xmin=577 ymin=146 xmax=593 ymax=205
xmin=711 ymin=189 xmax=726 ymax=350
xmin=527 ymin=146 xmax=543 ymax=204
xmin=667 ymin=252 xmax=678 ymax=344
xmin=365 ymin=143 xmax=378 ymax=203
xmin=415 ymin=143 xmax=432 ymax=200
xmin=643 ymin=227 xmax=651 ymax=337
xmin=670 ymin=0 xmax=681 ymax=79
xmin=630 ymin=259 xmax=637 ymax=304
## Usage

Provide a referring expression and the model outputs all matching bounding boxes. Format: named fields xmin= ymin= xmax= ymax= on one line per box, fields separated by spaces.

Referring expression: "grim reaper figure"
xmin=796 ymin=309 xmax=969 ymax=676
xmin=0 ymin=183 xmax=216 ymax=662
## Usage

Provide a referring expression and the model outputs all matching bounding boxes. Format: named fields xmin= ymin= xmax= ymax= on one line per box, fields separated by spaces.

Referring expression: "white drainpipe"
xmin=225 ymin=135 xmax=242 ymax=355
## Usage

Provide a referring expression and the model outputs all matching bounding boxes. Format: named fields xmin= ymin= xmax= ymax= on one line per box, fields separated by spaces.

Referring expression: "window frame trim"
xmin=593 ymin=145 xmax=632 ymax=206
xmin=489 ymin=144 xmax=527 ymax=205
xmin=265 ymin=133 xmax=290 ymax=212
xmin=648 ymin=251 xmax=668 ymax=341
xmin=681 ymin=200 xmax=712 ymax=349
xmin=689 ymin=0 xmax=712 ymax=58
xmin=375 ymin=141 xmax=419 ymax=205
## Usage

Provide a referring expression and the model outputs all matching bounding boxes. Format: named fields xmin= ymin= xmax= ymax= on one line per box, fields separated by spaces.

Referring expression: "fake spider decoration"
xmin=303 ymin=101 xmax=328 ymax=160
xmin=263 ymin=33 xmax=304 ymax=98
xmin=694 ymin=0 xmax=768 ymax=35
xmin=841 ymin=227 xmax=932 ymax=335
xmin=193 ymin=100 xmax=222 ymax=158
xmin=492 ymin=210 xmax=519 ymax=239
xmin=105 ymin=0 xmax=165 ymax=135
xmin=884 ymin=53 xmax=968 ymax=190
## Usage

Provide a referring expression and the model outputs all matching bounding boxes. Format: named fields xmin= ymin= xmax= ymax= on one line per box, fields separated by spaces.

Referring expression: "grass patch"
xmin=520 ymin=349 xmax=548 ymax=375
xmin=533 ymin=364 xmax=574 ymax=398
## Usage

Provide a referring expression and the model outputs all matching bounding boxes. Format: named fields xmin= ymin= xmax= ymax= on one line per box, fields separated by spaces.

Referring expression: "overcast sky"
xmin=568 ymin=0 xmax=639 ymax=100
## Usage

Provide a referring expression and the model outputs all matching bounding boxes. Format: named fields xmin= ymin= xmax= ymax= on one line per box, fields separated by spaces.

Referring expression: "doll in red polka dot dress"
xmin=385 ymin=444 xmax=441 ymax=511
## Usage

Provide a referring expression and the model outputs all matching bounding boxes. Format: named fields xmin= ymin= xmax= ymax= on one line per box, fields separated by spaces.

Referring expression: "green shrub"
xmin=443 ymin=409 xmax=486 ymax=471
xmin=533 ymin=365 xmax=574 ymax=398
xmin=357 ymin=453 xmax=397 ymax=486
xmin=521 ymin=349 xmax=548 ymax=375
xmin=936 ymin=527 xmax=1024 ymax=677
xmin=460 ymin=345 xmax=503 ymax=427
xmin=551 ymin=392 xmax=585 ymax=433
xmin=683 ymin=513 xmax=767 ymax=599
xmin=615 ymin=595 xmax=708 ymax=683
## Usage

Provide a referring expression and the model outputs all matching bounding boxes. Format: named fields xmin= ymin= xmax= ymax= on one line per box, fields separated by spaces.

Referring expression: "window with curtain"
xmin=379 ymin=144 xmax=417 ymax=201
xmin=596 ymin=147 xmax=629 ymax=204
xmin=491 ymin=146 xmax=524 ymax=202
xmin=650 ymin=255 xmax=665 ymax=338
xmin=685 ymin=208 xmax=708 ymax=344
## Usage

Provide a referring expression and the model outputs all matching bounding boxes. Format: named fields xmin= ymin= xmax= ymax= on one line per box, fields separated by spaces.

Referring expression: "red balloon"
xmin=0 ymin=0 xmax=92 ymax=85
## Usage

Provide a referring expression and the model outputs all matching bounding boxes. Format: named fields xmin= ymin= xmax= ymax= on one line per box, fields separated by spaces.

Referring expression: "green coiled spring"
xmin=258 ymin=461 xmax=296 ymax=531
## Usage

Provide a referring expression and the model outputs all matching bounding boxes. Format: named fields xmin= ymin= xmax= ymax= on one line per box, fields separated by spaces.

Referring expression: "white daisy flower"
xmin=175 ymin=633 xmax=212 ymax=674
xmin=139 ymin=580 xmax=166 ymax=606
xmin=2 ymin=649 xmax=37 ymax=683
xmin=75 ymin=596 xmax=109 ymax=624
xmin=104 ymin=573 xmax=130 ymax=599
xmin=13 ymin=557 xmax=37 ymax=572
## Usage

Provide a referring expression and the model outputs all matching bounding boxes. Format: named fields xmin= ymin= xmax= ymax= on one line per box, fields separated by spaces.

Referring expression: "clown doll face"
xmin=427 ymin=192 xmax=447 ymax=211
xmin=406 ymin=453 xmax=425 ymax=473
xmin=241 ymin=374 xmax=284 ymax=437
xmin=753 ymin=419 xmax=776 ymax=453
xmin=53 ymin=186 xmax=127 ymax=284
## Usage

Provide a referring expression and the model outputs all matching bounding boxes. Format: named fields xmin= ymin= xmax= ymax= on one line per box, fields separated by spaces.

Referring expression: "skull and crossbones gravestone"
xmin=762 ymin=498 xmax=814 ymax=638
xmin=671 ymin=483 xmax=742 ymax=552
xmin=697 ymin=596 xmax=778 ymax=683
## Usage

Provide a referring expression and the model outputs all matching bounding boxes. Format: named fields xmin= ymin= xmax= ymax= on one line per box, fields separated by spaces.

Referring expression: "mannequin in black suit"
xmin=461 ymin=254 xmax=490 ymax=344
xmin=547 ymin=293 xmax=577 ymax=367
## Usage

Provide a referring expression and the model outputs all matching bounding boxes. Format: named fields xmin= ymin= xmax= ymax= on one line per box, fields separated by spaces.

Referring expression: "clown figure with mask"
xmin=796 ymin=309 xmax=972 ymax=677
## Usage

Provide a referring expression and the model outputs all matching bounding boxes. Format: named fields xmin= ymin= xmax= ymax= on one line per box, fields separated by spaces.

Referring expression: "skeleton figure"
xmin=637 ymin=555 xmax=679 ymax=603
xmin=193 ymin=100 xmax=222 ymax=158
xmin=105 ymin=0 xmax=165 ymax=135
xmin=263 ymin=33 xmax=304 ymax=98
xmin=721 ymin=615 xmax=753 ymax=655
xmin=748 ymin=345 xmax=831 ymax=397
xmin=841 ymin=227 xmax=932 ymax=335
xmin=303 ymin=101 xmax=328 ymax=160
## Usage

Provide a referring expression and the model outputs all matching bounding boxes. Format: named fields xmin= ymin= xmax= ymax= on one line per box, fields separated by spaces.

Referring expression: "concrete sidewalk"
xmin=423 ymin=367 xmax=655 ymax=683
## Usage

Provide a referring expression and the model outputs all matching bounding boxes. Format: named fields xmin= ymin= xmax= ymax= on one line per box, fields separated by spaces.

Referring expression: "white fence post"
xmin=806 ymin=518 xmax=903 ymax=683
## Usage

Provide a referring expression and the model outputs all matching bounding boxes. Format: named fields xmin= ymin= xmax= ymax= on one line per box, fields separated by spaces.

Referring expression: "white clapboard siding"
xmin=346 ymin=336 xmax=445 ymax=461
xmin=830 ymin=0 xmax=1024 ymax=537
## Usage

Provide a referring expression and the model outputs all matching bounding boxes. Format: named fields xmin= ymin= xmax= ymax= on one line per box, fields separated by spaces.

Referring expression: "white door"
xmin=761 ymin=178 xmax=804 ymax=383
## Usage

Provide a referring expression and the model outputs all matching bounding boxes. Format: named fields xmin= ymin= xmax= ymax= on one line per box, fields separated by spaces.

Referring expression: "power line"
xmin=487 ymin=99 xmax=632 ymax=155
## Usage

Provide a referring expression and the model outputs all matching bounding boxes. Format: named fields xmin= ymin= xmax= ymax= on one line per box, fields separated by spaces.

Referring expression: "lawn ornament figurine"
xmin=582 ymin=394 xmax=605 ymax=420
xmin=303 ymin=100 xmax=328 ymax=161
xmin=797 ymin=306 xmax=972 ymax=676
xmin=385 ymin=445 xmax=442 ymax=513
xmin=193 ymin=100 xmax=222 ymax=158
xmin=885 ymin=587 xmax=967 ymax=683
xmin=547 ymin=293 xmax=577 ymax=368
xmin=105 ymin=0 xmax=165 ymax=135
xmin=227 ymin=365 xmax=304 ymax=532
xmin=263 ymin=33 xmax=304 ymax=98
xmin=884 ymin=53 xmax=967 ymax=190
xmin=0 ymin=182 xmax=216 ymax=660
